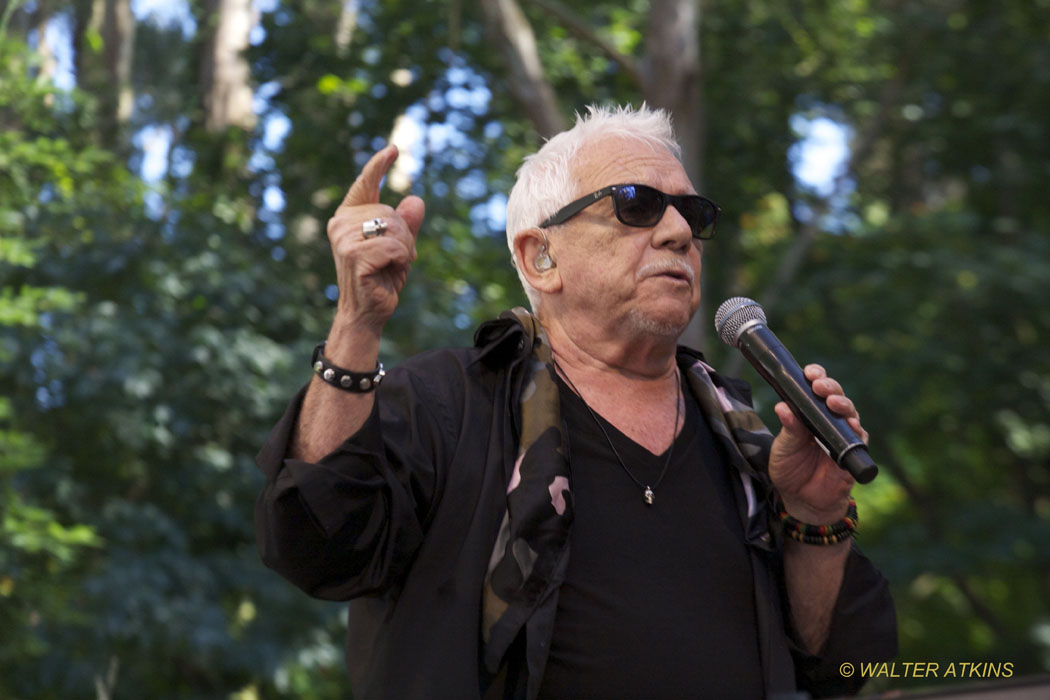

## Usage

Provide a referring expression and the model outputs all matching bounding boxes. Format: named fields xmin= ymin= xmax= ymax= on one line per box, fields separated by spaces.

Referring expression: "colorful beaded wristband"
xmin=777 ymin=497 xmax=858 ymax=545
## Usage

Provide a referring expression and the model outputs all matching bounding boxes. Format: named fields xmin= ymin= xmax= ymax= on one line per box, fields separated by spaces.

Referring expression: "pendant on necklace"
xmin=643 ymin=486 xmax=654 ymax=505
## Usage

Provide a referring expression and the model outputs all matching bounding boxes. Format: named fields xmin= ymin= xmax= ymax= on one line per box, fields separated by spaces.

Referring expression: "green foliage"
xmin=0 ymin=27 xmax=338 ymax=699
xmin=0 ymin=36 xmax=107 ymax=695
xmin=774 ymin=212 xmax=1050 ymax=685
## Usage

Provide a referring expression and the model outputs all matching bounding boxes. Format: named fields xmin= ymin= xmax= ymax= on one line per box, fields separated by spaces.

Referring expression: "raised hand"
xmin=326 ymin=145 xmax=426 ymax=337
xmin=292 ymin=146 xmax=425 ymax=461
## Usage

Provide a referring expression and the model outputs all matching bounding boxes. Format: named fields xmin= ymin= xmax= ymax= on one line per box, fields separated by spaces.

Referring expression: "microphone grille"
xmin=714 ymin=297 xmax=767 ymax=347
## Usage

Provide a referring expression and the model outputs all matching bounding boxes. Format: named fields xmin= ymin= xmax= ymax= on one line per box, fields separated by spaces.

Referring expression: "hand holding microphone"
xmin=714 ymin=297 xmax=878 ymax=484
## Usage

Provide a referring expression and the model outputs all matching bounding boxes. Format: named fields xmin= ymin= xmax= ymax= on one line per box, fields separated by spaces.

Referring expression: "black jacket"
xmin=256 ymin=317 xmax=897 ymax=699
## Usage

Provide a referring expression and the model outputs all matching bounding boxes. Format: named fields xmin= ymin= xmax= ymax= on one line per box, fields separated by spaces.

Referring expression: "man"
xmin=256 ymin=105 xmax=896 ymax=699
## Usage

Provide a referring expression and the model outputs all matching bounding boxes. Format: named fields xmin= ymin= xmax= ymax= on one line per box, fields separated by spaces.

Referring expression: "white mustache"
xmin=638 ymin=258 xmax=695 ymax=282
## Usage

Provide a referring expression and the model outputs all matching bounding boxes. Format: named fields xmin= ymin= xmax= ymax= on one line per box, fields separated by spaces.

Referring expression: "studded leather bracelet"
xmin=312 ymin=341 xmax=385 ymax=392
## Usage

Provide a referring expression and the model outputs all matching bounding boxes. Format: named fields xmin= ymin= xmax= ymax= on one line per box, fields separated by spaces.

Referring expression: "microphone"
xmin=714 ymin=297 xmax=878 ymax=484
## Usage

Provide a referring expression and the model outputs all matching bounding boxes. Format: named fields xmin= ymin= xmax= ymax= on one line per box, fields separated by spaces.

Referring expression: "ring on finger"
xmin=362 ymin=218 xmax=388 ymax=238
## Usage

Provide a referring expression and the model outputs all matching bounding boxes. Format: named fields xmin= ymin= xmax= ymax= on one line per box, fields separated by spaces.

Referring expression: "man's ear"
xmin=513 ymin=229 xmax=562 ymax=295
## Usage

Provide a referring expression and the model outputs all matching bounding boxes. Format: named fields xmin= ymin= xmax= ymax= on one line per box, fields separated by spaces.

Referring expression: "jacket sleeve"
xmin=254 ymin=358 xmax=462 ymax=601
xmin=790 ymin=542 xmax=899 ymax=697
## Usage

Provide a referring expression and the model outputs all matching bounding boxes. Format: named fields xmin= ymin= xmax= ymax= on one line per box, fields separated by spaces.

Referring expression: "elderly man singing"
xmin=256 ymin=105 xmax=897 ymax=699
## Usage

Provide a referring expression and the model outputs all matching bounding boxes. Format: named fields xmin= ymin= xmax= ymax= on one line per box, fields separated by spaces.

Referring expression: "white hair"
xmin=505 ymin=103 xmax=683 ymax=310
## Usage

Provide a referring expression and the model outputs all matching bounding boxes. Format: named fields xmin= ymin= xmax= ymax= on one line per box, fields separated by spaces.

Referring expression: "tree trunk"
xmin=200 ymin=0 xmax=256 ymax=132
xmin=643 ymin=0 xmax=706 ymax=348
xmin=106 ymin=0 xmax=135 ymax=123
xmin=35 ymin=11 xmax=58 ymax=85
xmin=480 ymin=0 xmax=567 ymax=139
xmin=73 ymin=0 xmax=135 ymax=146
xmin=334 ymin=0 xmax=357 ymax=57
xmin=643 ymin=0 xmax=703 ymax=190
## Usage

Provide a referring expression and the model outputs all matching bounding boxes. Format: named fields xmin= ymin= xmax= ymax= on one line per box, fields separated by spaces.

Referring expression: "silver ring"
xmin=362 ymin=218 xmax=388 ymax=238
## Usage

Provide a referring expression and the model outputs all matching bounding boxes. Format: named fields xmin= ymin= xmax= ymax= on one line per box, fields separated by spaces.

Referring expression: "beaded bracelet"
xmin=777 ymin=497 xmax=858 ymax=545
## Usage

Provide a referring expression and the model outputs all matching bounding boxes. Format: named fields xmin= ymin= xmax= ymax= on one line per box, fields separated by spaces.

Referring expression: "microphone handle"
xmin=739 ymin=325 xmax=878 ymax=484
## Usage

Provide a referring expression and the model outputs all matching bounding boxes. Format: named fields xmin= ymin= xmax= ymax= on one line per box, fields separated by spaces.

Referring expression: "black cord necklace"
xmin=554 ymin=360 xmax=682 ymax=506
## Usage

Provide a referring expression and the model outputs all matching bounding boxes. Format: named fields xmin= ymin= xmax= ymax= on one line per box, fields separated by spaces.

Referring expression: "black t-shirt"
xmin=537 ymin=371 xmax=765 ymax=699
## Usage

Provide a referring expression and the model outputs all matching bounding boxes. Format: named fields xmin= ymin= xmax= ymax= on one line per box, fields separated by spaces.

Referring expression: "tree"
xmin=200 ymin=0 xmax=255 ymax=132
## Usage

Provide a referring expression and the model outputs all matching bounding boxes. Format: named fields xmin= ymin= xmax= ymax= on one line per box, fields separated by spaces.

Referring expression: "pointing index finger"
xmin=341 ymin=145 xmax=398 ymax=208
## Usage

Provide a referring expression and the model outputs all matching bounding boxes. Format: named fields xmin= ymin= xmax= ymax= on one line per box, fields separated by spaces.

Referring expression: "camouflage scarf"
xmin=480 ymin=308 xmax=776 ymax=680
xmin=481 ymin=308 xmax=572 ymax=675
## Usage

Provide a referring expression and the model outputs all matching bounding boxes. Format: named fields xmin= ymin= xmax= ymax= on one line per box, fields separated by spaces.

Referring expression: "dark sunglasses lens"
xmin=677 ymin=197 xmax=717 ymax=238
xmin=614 ymin=185 xmax=665 ymax=226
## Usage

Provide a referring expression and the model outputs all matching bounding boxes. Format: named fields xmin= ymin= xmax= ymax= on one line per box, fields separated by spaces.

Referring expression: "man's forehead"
xmin=573 ymin=136 xmax=691 ymax=192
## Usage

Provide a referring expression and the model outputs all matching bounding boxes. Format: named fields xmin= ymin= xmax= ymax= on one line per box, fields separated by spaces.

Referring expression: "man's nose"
xmin=652 ymin=204 xmax=693 ymax=251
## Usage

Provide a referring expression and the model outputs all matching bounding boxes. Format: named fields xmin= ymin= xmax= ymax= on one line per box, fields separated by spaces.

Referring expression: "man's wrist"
xmin=324 ymin=318 xmax=383 ymax=369
xmin=778 ymin=495 xmax=852 ymax=525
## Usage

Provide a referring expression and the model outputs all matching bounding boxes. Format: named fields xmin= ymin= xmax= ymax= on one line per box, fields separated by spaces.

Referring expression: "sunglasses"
xmin=539 ymin=183 xmax=720 ymax=240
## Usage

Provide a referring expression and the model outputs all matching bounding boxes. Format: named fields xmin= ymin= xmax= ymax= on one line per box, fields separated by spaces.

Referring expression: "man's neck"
xmin=541 ymin=312 xmax=679 ymax=388
xmin=541 ymin=313 xmax=684 ymax=454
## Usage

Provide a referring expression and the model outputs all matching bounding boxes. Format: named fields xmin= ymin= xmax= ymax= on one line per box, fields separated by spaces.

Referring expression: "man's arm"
xmin=767 ymin=364 xmax=868 ymax=654
xmin=783 ymin=535 xmax=850 ymax=653
xmin=292 ymin=321 xmax=381 ymax=462
xmin=784 ymin=538 xmax=898 ymax=698
xmin=254 ymin=145 xmax=430 ymax=599
xmin=292 ymin=144 xmax=424 ymax=463
xmin=255 ymin=361 xmax=450 ymax=600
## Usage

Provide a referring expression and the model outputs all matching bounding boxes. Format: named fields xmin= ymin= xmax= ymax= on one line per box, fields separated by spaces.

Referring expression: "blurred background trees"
xmin=1 ymin=0 xmax=1048 ymax=697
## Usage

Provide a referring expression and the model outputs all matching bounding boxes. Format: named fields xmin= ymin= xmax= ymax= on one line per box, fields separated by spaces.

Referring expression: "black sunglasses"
xmin=539 ymin=183 xmax=720 ymax=240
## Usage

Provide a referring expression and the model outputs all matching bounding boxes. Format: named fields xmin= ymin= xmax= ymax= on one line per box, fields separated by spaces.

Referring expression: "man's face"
xmin=548 ymin=137 xmax=703 ymax=339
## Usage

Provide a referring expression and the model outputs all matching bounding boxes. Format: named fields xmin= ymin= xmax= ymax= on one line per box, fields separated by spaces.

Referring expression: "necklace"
xmin=554 ymin=360 xmax=682 ymax=506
